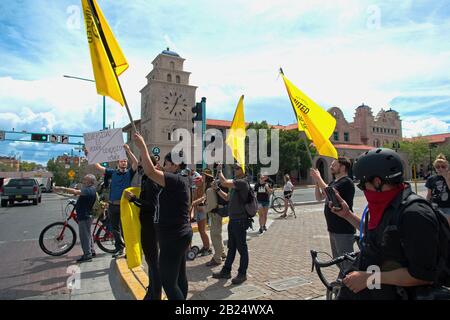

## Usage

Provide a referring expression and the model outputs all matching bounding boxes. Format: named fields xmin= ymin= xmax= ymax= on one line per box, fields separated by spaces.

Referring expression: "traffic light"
xmin=31 ymin=133 xmax=48 ymax=142
xmin=192 ymin=102 xmax=203 ymax=123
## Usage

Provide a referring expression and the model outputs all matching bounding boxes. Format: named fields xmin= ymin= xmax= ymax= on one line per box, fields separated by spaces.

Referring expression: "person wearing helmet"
xmin=329 ymin=148 xmax=441 ymax=300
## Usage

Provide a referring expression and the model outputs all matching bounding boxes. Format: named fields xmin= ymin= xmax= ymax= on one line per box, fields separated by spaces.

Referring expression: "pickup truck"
xmin=0 ymin=178 xmax=42 ymax=207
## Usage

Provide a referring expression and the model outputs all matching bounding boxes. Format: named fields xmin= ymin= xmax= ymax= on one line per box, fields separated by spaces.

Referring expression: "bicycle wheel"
xmin=272 ymin=197 xmax=285 ymax=213
xmin=39 ymin=222 xmax=77 ymax=256
xmin=326 ymin=282 xmax=342 ymax=300
xmin=95 ymin=224 xmax=116 ymax=253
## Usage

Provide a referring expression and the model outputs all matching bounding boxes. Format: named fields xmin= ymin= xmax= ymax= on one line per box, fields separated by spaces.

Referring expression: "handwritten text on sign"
xmin=84 ymin=129 xmax=127 ymax=164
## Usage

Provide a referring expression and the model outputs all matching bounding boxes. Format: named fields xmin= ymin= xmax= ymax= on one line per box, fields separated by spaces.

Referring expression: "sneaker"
xmin=206 ymin=259 xmax=222 ymax=267
xmin=231 ymin=273 xmax=247 ymax=285
xmin=258 ymin=228 xmax=264 ymax=234
xmin=263 ymin=225 xmax=267 ymax=231
xmin=199 ymin=247 xmax=213 ymax=256
xmin=112 ymin=250 xmax=124 ymax=258
xmin=77 ymin=255 xmax=92 ymax=263
xmin=91 ymin=251 xmax=96 ymax=258
xmin=212 ymin=269 xmax=231 ymax=279
xmin=280 ymin=214 xmax=287 ymax=219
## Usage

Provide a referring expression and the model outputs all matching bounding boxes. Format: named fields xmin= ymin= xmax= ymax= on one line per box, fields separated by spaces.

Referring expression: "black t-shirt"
xmin=324 ymin=176 xmax=356 ymax=234
xmin=136 ymin=175 xmax=160 ymax=219
xmin=228 ymin=179 xmax=249 ymax=220
xmin=254 ymin=181 xmax=272 ymax=202
xmin=426 ymin=175 xmax=450 ymax=208
xmin=155 ymin=172 xmax=192 ymax=238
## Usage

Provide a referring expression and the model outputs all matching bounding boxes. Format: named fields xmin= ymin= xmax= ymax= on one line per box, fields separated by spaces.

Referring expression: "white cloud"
xmin=402 ymin=117 xmax=449 ymax=138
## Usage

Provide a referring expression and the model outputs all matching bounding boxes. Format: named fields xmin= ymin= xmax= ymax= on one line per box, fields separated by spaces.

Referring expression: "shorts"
xmin=195 ymin=210 xmax=207 ymax=221
xmin=258 ymin=201 xmax=270 ymax=209
xmin=284 ymin=191 xmax=293 ymax=199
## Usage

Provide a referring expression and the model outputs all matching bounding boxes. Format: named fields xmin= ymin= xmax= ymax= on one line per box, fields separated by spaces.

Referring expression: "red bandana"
xmin=364 ymin=184 xmax=406 ymax=230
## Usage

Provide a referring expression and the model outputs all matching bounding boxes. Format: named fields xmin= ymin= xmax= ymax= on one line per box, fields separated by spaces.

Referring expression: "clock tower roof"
xmin=161 ymin=47 xmax=180 ymax=57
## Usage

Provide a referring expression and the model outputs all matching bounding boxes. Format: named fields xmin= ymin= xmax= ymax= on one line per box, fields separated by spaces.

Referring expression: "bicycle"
xmin=39 ymin=204 xmax=116 ymax=256
xmin=310 ymin=249 xmax=358 ymax=300
xmin=269 ymin=189 xmax=287 ymax=214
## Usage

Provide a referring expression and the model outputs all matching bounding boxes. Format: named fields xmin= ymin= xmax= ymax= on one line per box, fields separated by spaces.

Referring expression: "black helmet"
xmin=353 ymin=148 xmax=404 ymax=184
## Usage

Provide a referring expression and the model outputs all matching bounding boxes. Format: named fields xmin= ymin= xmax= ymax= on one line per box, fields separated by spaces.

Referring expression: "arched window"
xmin=176 ymin=75 xmax=180 ymax=84
xmin=167 ymin=74 xmax=172 ymax=82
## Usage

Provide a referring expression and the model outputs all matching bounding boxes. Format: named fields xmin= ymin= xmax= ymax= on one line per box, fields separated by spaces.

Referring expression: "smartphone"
xmin=324 ymin=186 xmax=342 ymax=210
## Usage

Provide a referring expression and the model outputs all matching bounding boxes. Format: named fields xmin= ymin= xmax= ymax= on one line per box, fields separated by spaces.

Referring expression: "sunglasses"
xmin=356 ymin=177 xmax=375 ymax=191
xmin=435 ymin=165 xmax=448 ymax=169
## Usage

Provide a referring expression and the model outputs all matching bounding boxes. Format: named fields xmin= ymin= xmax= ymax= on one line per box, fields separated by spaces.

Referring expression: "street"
xmin=0 ymin=192 xmax=131 ymax=300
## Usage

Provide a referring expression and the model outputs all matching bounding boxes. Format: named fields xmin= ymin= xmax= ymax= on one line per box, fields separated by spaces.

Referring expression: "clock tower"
xmin=140 ymin=48 xmax=197 ymax=162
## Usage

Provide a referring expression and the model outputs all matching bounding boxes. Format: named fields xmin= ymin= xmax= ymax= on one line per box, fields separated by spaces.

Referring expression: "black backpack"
xmin=394 ymin=194 xmax=450 ymax=287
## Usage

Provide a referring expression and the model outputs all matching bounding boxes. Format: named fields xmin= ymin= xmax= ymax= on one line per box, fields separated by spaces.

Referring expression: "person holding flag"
xmin=212 ymin=96 xmax=250 ymax=285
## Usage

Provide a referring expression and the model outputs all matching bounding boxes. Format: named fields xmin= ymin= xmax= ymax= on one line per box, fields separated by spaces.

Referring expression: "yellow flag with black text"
xmin=281 ymin=74 xmax=338 ymax=159
xmin=81 ymin=0 xmax=128 ymax=106
xmin=225 ymin=95 xmax=246 ymax=173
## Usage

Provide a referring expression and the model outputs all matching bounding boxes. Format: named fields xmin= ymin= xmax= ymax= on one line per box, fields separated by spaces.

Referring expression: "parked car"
xmin=1 ymin=178 xmax=42 ymax=207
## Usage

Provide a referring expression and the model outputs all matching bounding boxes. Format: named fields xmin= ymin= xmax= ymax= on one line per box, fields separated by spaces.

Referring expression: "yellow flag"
xmin=81 ymin=0 xmax=128 ymax=106
xmin=225 ymin=95 xmax=246 ymax=173
xmin=281 ymin=74 xmax=338 ymax=159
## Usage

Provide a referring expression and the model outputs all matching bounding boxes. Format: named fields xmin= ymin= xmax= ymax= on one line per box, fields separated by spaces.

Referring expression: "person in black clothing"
xmin=330 ymin=148 xmax=442 ymax=300
xmin=426 ymin=153 xmax=450 ymax=224
xmin=133 ymin=133 xmax=192 ymax=300
xmin=254 ymin=174 xmax=273 ymax=234
xmin=124 ymin=157 xmax=162 ymax=300
xmin=212 ymin=163 xmax=250 ymax=285
xmin=311 ymin=157 xmax=355 ymax=278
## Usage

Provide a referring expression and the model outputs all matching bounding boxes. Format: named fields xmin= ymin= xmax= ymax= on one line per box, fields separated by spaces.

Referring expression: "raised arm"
xmin=133 ymin=133 xmax=165 ymax=187
xmin=84 ymin=147 xmax=107 ymax=174
xmin=54 ymin=186 xmax=82 ymax=196
xmin=310 ymin=168 xmax=326 ymax=201
xmin=124 ymin=144 xmax=138 ymax=171
xmin=217 ymin=163 xmax=234 ymax=189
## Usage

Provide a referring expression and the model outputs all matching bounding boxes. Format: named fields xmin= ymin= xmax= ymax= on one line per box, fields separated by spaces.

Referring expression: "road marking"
xmin=0 ymin=238 xmax=39 ymax=245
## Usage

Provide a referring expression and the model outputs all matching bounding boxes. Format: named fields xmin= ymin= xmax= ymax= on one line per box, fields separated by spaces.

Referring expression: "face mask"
xmin=363 ymin=184 xmax=405 ymax=230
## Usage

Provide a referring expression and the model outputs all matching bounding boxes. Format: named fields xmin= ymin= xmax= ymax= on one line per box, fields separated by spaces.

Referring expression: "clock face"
xmin=162 ymin=91 xmax=188 ymax=119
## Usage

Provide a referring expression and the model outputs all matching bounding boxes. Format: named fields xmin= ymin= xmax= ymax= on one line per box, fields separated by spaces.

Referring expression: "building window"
xmin=376 ymin=127 xmax=379 ymax=133
xmin=333 ymin=132 xmax=339 ymax=141
xmin=176 ymin=75 xmax=180 ymax=84
xmin=344 ymin=132 xmax=349 ymax=142
xmin=170 ymin=61 xmax=175 ymax=69
xmin=167 ymin=74 xmax=172 ymax=82
xmin=372 ymin=127 xmax=375 ymax=132
xmin=168 ymin=132 xmax=172 ymax=140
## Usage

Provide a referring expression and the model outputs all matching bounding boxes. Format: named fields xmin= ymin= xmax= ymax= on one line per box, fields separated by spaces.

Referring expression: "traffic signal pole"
xmin=201 ymin=97 xmax=206 ymax=170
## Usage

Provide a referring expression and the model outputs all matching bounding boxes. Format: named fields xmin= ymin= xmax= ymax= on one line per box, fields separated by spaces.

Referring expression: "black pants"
xmin=158 ymin=229 xmax=193 ymax=300
xmin=223 ymin=218 xmax=249 ymax=275
xmin=140 ymin=213 xmax=162 ymax=300
xmin=109 ymin=204 xmax=124 ymax=251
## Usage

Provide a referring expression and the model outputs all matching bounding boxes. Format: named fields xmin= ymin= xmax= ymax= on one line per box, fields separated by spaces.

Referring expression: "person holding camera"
xmin=310 ymin=157 xmax=355 ymax=278
xmin=212 ymin=163 xmax=249 ymax=285
xmin=426 ymin=153 xmax=450 ymax=224
xmin=205 ymin=174 xmax=228 ymax=267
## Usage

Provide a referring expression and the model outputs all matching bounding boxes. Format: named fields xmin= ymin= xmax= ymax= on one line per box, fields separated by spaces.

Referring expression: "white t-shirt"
xmin=283 ymin=181 xmax=294 ymax=192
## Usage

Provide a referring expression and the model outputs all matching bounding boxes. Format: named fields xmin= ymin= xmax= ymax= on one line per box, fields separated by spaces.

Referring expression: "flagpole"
xmin=86 ymin=0 xmax=138 ymax=134
xmin=279 ymin=68 xmax=315 ymax=169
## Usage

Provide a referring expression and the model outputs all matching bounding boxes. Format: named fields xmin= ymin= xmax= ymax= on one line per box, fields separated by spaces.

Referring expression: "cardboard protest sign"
xmin=84 ymin=129 xmax=127 ymax=164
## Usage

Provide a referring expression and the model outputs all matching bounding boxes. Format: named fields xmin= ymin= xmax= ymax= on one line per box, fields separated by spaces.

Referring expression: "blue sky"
xmin=0 ymin=0 xmax=449 ymax=164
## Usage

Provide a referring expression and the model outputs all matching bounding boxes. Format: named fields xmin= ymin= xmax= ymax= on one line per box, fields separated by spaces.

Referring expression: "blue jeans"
xmin=223 ymin=218 xmax=249 ymax=275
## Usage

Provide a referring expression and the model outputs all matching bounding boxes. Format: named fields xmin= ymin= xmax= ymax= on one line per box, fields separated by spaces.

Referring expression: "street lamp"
xmin=63 ymin=75 xmax=107 ymax=130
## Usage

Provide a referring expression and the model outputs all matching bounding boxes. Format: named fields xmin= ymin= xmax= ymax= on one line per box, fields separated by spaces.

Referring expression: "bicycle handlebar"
xmin=310 ymin=250 xmax=359 ymax=292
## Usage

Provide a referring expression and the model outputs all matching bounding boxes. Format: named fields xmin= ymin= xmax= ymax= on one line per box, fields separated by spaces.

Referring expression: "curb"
xmin=115 ymin=258 xmax=149 ymax=300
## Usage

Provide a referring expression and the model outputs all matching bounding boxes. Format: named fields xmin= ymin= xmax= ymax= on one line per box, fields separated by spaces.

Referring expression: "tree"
xmin=47 ymin=159 xmax=71 ymax=187
xmin=397 ymin=139 xmax=429 ymax=178
xmin=245 ymin=121 xmax=271 ymax=181
xmin=278 ymin=130 xmax=315 ymax=184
